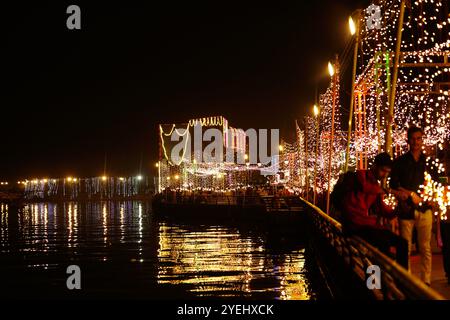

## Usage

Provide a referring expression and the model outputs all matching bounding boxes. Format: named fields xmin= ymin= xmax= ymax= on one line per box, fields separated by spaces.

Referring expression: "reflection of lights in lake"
xmin=67 ymin=203 xmax=73 ymax=247
xmin=138 ymin=203 xmax=143 ymax=245
xmin=120 ymin=203 xmax=125 ymax=243
xmin=0 ymin=204 xmax=8 ymax=244
xmin=157 ymin=224 xmax=311 ymax=299
xmin=73 ymin=203 xmax=78 ymax=246
xmin=1 ymin=200 xmax=313 ymax=299
xmin=102 ymin=202 xmax=108 ymax=244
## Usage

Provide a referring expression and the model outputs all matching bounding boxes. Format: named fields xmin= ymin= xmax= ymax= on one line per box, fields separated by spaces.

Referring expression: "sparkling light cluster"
xmin=23 ymin=176 xmax=148 ymax=200
xmin=417 ymin=157 xmax=449 ymax=220
xmin=352 ymin=0 xmax=449 ymax=160
xmin=418 ymin=171 xmax=449 ymax=220
xmin=383 ymin=193 xmax=398 ymax=210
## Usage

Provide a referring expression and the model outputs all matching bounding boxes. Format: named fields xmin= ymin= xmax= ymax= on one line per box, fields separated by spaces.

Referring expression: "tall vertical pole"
xmin=103 ymin=152 xmax=107 ymax=176
xmin=363 ymin=92 xmax=368 ymax=169
xmin=313 ymin=113 xmax=319 ymax=205
xmin=386 ymin=0 xmax=406 ymax=156
xmin=358 ymin=94 xmax=363 ymax=169
xmin=305 ymin=118 xmax=309 ymax=201
xmin=157 ymin=161 xmax=161 ymax=194
xmin=326 ymin=58 xmax=338 ymax=215
xmin=374 ymin=52 xmax=382 ymax=153
xmin=345 ymin=11 xmax=360 ymax=172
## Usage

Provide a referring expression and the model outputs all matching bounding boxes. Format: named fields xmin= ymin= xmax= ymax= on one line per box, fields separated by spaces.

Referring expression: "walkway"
xmin=410 ymin=253 xmax=450 ymax=299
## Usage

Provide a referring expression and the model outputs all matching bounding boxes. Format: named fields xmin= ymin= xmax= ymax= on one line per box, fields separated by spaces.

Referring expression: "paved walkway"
xmin=409 ymin=231 xmax=450 ymax=300
xmin=410 ymin=253 xmax=450 ymax=299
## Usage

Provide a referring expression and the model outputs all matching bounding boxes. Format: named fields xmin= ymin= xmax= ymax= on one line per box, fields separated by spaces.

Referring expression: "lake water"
xmin=0 ymin=201 xmax=318 ymax=299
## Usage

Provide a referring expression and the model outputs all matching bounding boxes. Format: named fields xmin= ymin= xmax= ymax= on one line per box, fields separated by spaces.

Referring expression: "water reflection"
xmin=102 ymin=202 xmax=108 ymax=245
xmin=0 ymin=201 xmax=314 ymax=299
xmin=157 ymin=223 xmax=312 ymax=299
xmin=0 ymin=203 xmax=8 ymax=246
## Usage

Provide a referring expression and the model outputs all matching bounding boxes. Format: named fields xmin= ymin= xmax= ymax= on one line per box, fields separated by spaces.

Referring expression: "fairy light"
xmin=349 ymin=0 xmax=450 ymax=161
xmin=416 ymin=157 xmax=449 ymax=220
xmin=383 ymin=193 xmax=398 ymax=210
xmin=418 ymin=172 xmax=449 ymax=221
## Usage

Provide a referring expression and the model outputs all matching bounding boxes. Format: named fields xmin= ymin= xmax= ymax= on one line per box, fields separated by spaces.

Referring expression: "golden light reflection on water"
xmin=0 ymin=201 xmax=313 ymax=299
xmin=138 ymin=203 xmax=143 ymax=258
xmin=0 ymin=203 xmax=8 ymax=244
xmin=157 ymin=224 xmax=311 ymax=300
xmin=66 ymin=202 xmax=78 ymax=247
xmin=102 ymin=202 xmax=108 ymax=245
xmin=67 ymin=203 xmax=73 ymax=246
xmin=120 ymin=203 xmax=125 ymax=243
xmin=20 ymin=203 xmax=55 ymax=253
xmin=43 ymin=203 xmax=48 ymax=248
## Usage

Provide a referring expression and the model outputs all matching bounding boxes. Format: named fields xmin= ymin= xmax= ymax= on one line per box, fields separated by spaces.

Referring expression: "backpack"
xmin=330 ymin=171 xmax=359 ymax=212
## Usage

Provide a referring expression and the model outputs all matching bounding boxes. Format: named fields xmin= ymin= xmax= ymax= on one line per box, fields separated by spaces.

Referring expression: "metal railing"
xmin=156 ymin=194 xmax=264 ymax=206
xmin=261 ymin=196 xmax=304 ymax=212
xmin=301 ymin=197 xmax=444 ymax=300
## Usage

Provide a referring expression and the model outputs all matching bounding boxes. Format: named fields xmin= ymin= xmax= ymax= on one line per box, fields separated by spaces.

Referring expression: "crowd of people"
xmin=154 ymin=185 xmax=293 ymax=206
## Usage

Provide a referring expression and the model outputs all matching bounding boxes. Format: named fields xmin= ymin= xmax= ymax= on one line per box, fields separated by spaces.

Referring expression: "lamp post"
xmin=156 ymin=162 xmax=161 ymax=193
xmin=386 ymin=0 xmax=406 ymax=156
xmin=326 ymin=58 xmax=339 ymax=215
xmin=279 ymin=144 xmax=283 ymax=187
xmin=304 ymin=121 xmax=309 ymax=201
xmin=345 ymin=11 xmax=360 ymax=172
xmin=313 ymin=104 xmax=320 ymax=205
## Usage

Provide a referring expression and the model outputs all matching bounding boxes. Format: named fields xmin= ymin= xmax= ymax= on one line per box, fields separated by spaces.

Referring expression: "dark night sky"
xmin=2 ymin=1 xmax=370 ymax=179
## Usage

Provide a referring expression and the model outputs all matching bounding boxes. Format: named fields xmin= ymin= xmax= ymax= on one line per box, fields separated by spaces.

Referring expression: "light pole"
xmin=278 ymin=144 xmax=284 ymax=194
xmin=304 ymin=122 xmax=309 ymax=201
xmin=313 ymin=105 xmax=320 ymax=205
xmin=386 ymin=0 xmax=406 ymax=156
xmin=326 ymin=58 xmax=338 ymax=215
xmin=345 ymin=11 xmax=361 ymax=172
xmin=156 ymin=162 xmax=161 ymax=193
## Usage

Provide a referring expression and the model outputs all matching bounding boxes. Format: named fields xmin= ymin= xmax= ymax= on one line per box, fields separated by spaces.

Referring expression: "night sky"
xmin=2 ymin=1 xmax=370 ymax=179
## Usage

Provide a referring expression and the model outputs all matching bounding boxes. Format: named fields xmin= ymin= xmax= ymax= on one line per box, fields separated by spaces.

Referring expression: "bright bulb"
xmin=313 ymin=105 xmax=319 ymax=116
xmin=349 ymin=16 xmax=356 ymax=35
xmin=328 ymin=62 xmax=335 ymax=77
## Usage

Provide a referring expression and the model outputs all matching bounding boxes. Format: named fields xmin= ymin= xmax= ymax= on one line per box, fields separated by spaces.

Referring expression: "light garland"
xmin=23 ymin=176 xmax=149 ymax=200
xmin=417 ymin=157 xmax=449 ymax=220
xmin=383 ymin=193 xmax=398 ymax=210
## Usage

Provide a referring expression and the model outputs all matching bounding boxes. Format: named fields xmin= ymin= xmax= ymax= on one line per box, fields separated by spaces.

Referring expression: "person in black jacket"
xmin=390 ymin=126 xmax=434 ymax=285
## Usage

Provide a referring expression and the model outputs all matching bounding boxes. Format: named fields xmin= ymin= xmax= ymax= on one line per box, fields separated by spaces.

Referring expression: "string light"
xmin=23 ymin=176 xmax=149 ymax=200
xmin=383 ymin=193 xmax=398 ymax=210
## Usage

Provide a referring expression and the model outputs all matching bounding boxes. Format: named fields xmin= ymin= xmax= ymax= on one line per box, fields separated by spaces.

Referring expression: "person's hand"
xmin=391 ymin=189 xmax=409 ymax=201
xmin=410 ymin=192 xmax=422 ymax=206
xmin=397 ymin=190 xmax=410 ymax=201
xmin=431 ymin=202 xmax=440 ymax=213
